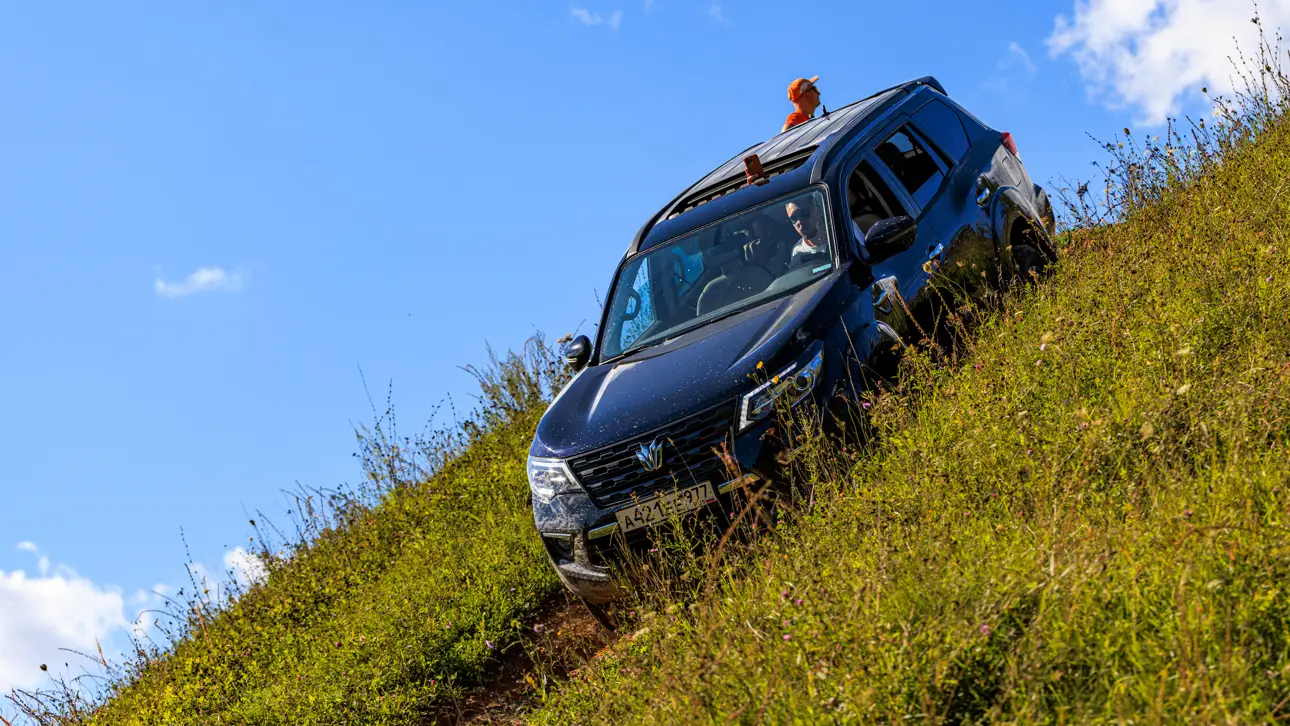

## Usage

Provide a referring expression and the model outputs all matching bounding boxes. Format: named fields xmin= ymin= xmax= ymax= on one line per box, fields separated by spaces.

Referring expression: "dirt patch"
xmin=430 ymin=593 xmax=616 ymax=725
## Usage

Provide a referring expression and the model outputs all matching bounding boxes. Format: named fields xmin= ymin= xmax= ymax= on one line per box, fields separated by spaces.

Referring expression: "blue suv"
xmin=529 ymin=77 xmax=1056 ymax=605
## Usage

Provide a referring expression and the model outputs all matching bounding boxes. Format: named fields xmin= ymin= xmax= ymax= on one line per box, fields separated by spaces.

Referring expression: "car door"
xmin=860 ymin=120 xmax=948 ymax=342
xmin=906 ymin=96 xmax=997 ymax=293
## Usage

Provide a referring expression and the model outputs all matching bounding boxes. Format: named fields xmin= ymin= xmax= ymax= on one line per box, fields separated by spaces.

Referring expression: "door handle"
xmin=976 ymin=187 xmax=991 ymax=205
xmin=871 ymin=276 xmax=897 ymax=314
xmin=927 ymin=243 xmax=944 ymax=263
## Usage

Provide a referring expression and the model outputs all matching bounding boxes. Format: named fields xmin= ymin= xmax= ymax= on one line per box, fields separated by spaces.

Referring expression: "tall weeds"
xmin=528 ymin=22 xmax=1290 ymax=725
xmin=8 ymin=336 xmax=568 ymax=724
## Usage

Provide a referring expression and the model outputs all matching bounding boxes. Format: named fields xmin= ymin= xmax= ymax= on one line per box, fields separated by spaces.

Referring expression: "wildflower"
xmin=533 ymin=623 xmax=546 ymax=633
xmin=648 ymin=548 xmax=658 ymax=553
xmin=781 ymin=590 xmax=790 ymax=599
xmin=783 ymin=634 xmax=792 ymax=642
xmin=861 ymin=401 xmax=871 ymax=409
xmin=1184 ymin=508 xmax=1193 ymax=520
xmin=980 ymin=624 xmax=991 ymax=636
xmin=795 ymin=598 xmax=803 ymax=606
xmin=485 ymin=640 xmax=495 ymax=650
xmin=1268 ymin=276 xmax=1274 ymax=283
xmin=756 ymin=361 xmax=764 ymax=369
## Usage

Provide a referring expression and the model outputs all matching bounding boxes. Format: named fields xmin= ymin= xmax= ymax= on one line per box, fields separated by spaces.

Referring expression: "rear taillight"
xmin=1001 ymin=131 xmax=1019 ymax=157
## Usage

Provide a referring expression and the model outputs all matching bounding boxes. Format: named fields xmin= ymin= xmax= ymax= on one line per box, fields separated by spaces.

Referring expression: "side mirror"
xmin=563 ymin=335 xmax=591 ymax=372
xmin=864 ymin=215 xmax=917 ymax=261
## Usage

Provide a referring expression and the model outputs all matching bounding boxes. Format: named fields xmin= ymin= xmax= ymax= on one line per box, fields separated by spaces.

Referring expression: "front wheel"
xmin=1011 ymin=243 xmax=1051 ymax=283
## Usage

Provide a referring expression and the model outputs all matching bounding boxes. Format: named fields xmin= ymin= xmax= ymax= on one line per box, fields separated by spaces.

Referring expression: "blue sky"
xmin=0 ymin=0 xmax=1272 ymax=702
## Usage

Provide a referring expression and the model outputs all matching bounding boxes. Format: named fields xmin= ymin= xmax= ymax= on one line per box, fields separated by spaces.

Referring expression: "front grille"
xmin=570 ymin=403 xmax=736 ymax=509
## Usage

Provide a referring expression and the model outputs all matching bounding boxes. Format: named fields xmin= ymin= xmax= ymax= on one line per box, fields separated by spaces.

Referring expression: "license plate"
xmin=615 ymin=481 xmax=716 ymax=535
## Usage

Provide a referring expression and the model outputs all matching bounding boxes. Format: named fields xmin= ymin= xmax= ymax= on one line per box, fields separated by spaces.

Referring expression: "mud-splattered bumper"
xmin=533 ymin=471 xmax=765 ymax=603
xmin=531 ymin=419 xmax=785 ymax=604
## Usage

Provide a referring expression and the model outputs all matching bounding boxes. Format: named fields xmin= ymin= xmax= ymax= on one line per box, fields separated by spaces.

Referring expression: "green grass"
xmin=18 ymin=37 xmax=1290 ymax=726
xmin=525 ymin=95 xmax=1290 ymax=724
xmin=98 ymin=415 xmax=558 ymax=724
xmin=11 ymin=345 xmax=568 ymax=725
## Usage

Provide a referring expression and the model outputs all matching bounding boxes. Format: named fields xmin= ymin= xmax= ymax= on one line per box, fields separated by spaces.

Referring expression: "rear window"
xmin=875 ymin=127 xmax=944 ymax=209
xmin=913 ymin=99 xmax=971 ymax=163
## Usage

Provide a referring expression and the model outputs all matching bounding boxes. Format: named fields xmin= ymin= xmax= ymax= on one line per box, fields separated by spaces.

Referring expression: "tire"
xmin=1011 ymin=243 xmax=1050 ymax=283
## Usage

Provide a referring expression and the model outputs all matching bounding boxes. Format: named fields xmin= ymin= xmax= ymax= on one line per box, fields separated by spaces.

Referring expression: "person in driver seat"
xmin=784 ymin=196 xmax=830 ymax=268
xmin=785 ymin=195 xmax=869 ymax=268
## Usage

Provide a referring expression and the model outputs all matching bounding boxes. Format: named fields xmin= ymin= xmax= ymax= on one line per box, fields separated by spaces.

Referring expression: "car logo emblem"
xmin=635 ymin=439 xmax=666 ymax=472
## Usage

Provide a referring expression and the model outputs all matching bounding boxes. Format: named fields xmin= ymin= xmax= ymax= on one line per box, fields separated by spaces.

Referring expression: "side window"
xmin=618 ymin=260 xmax=657 ymax=351
xmin=875 ymin=126 xmax=945 ymax=209
xmin=846 ymin=160 xmax=906 ymax=234
xmin=912 ymin=99 xmax=971 ymax=163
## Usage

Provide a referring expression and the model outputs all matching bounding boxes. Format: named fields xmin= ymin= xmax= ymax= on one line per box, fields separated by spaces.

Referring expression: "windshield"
xmin=602 ymin=187 xmax=835 ymax=360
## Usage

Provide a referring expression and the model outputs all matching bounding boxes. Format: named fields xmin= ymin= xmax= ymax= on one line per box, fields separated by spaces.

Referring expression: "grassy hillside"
xmin=15 ymin=45 xmax=1290 ymax=726
xmin=11 ymin=345 xmax=570 ymax=724
xmin=527 ymin=84 xmax=1290 ymax=722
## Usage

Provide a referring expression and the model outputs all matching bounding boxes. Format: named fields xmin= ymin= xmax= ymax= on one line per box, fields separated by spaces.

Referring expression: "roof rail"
xmin=628 ymin=76 xmax=945 ymax=248
xmin=860 ymin=75 xmax=946 ymax=102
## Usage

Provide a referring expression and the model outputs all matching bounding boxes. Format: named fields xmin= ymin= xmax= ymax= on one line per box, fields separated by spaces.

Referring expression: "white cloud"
xmin=223 ymin=547 xmax=268 ymax=589
xmin=0 ymin=542 xmax=272 ymax=718
xmin=570 ymin=7 xmax=623 ymax=29
xmin=983 ymin=41 xmax=1040 ymax=94
xmin=1009 ymin=41 xmax=1037 ymax=77
xmin=709 ymin=2 xmax=729 ymax=23
xmin=1048 ymin=0 xmax=1290 ymax=124
xmin=0 ymin=544 xmax=132 ymax=696
xmin=154 ymin=266 xmax=244 ymax=299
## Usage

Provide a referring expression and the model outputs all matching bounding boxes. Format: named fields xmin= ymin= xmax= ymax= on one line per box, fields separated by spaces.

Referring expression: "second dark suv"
xmin=529 ymin=77 xmax=1056 ymax=605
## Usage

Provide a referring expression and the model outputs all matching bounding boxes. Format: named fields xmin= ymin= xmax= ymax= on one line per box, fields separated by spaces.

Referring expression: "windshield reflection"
xmin=601 ymin=188 xmax=835 ymax=360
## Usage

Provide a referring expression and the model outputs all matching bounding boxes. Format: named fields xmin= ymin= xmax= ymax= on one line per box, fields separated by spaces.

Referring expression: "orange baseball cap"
xmin=788 ymin=76 xmax=820 ymax=102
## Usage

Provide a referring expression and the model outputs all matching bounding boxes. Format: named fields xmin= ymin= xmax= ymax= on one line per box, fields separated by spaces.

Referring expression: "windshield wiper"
xmin=601 ymin=337 xmax=669 ymax=365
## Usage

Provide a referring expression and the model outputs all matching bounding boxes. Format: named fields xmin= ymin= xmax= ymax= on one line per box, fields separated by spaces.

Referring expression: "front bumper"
xmin=535 ymin=471 xmax=767 ymax=603
xmin=532 ymin=412 xmax=788 ymax=604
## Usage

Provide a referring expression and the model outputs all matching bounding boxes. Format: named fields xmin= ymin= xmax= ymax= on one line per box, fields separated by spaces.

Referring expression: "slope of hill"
xmin=9 ymin=346 xmax=580 ymax=724
xmin=527 ymin=89 xmax=1290 ymax=723
xmin=13 ymin=53 xmax=1290 ymax=726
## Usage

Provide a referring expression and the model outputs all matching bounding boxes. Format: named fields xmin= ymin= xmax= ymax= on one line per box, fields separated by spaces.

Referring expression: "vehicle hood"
xmin=532 ymin=273 xmax=846 ymax=458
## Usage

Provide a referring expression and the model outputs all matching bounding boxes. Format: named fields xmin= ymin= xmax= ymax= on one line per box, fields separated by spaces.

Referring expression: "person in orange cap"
xmin=782 ymin=76 xmax=822 ymax=132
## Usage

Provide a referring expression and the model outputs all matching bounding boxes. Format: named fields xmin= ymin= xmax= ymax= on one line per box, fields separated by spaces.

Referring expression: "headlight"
xmin=738 ymin=344 xmax=824 ymax=431
xmin=527 ymin=456 xmax=581 ymax=503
